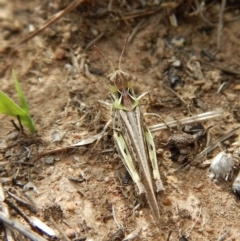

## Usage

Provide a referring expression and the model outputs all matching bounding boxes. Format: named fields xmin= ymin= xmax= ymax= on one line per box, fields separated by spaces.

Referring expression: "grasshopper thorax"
xmin=109 ymin=69 xmax=138 ymax=111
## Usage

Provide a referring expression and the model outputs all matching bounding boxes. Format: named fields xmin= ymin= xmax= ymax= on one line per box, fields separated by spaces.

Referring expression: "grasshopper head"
xmin=109 ymin=70 xmax=138 ymax=111
xmin=95 ymin=34 xmax=139 ymax=111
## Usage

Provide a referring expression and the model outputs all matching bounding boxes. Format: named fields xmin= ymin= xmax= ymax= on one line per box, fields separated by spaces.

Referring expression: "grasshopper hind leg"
xmin=113 ymin=131 xmax=146 ymax=195
xmin=145 ymin=128 xmax=165 ymax=192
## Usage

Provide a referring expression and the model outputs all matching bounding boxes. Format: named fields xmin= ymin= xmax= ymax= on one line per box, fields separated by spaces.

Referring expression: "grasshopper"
xmin=95 ymin=37 xmax=164 ymax=223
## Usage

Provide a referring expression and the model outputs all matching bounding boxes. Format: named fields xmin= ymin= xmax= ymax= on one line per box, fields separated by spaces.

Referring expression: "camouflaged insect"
xmin=109 ymin=67 xmax=164 ymax=222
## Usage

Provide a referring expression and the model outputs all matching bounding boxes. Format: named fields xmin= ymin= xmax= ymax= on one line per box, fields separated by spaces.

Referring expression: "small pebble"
xmin=55 ymin=47 xmax=65 ymax=60
xmin=63 ymin=32 xmax=71 ymax=42
xmin=68 ymin=168 xmax=74 ymax=174
xmin=91 ymin=28 xmax=98 ymax=36
xmin=65 ymin=228 xmax=75 ymax=238
xmin=163 ymin=196 xmax=172 ymax=206
xmin=205 ymin=225 xmax=213 ymax=233
xmin=71 ymin=25 xmax=78 ymax=32
xmin=45 ymin=156 xmax=55 ymax=165
xmin=142 ymin=226 xmax=147 ymax=231
xmin=234 ymin=84 xmax=240 ymax=90
xmin=0 ymin=140 xmax=7 ymax=149
xmin=104 ymin=177 xmax=110 ymax=182
xmin=194 ymin=183 xmax=204 ymax=189
xmin=225 ymin=93 xmax=236 ymax=102
xmin=171 ymin=215 xmax=179 ymax=222
xmin=169 ymin=36 xmax=186 ymax=48
xmin=167 ymin=175 xmax=178 ymax=184
xmin=6 ymin=132 xmax=19 ymax=141
xmin=210 ymin=152 xmax=234 ymax=180
xmin=66 ymin=202 xmax=75 ymax=212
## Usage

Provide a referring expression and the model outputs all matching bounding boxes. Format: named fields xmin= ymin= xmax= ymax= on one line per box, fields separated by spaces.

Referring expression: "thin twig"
xmin=85 ymin=32 xmax=105 ymax=50
xmin=149 ymin=109 xmax=223 ymax=132
xmin=0 ymin=184 xmax=15 ymax=241
xmin=50 ymin=216 xmax=71 ymax=241
xmin=7 ymin=191 xmax=38 ymax=213
xmin=217 ymin=0 xmax=226 ymax=50
xmin=217 ymin=230 xmax=230 ymax=241
xmin=112 ymin=8 xmax=161 ymax=21
xmin=16 ymin=115 xmax=23 ymax=133
xmin=166 ymin=230 xmax=172 ymax=241
xmin=4 ymin=198 xmax=55 ymax=238
xmin=201 ymin=60 xmax=240 ymax=76
xmin=0 ymin=211 xmax=47 ymax=241
xmin=163 ymin=85 xmax=187 ymax=105
xmin=200 ymin=9 xmax=215 ymax=26
xmin=108 ymin=0 xmax=114 ymax=11
xmin=10 ymin=119 xmax=20 ymax=132
xmin=32 ymin=146 xmax=79 ymax=162
xmin=185 ymin=206 xmax=202 ymax=237
xmin=1 ymin=0 xmax=85 ymax=77
xmin=4 ymin=199 xmax=36 ymax=228
xmin=128 ymin=19 xmax=145 ymax=44
xmin=192 ymin=127 xmax=239 ymax=165
xmin=112 ymin=205 xmax=123 ymax=229
xmin=14 ymin=0 xmax=85 ymax=50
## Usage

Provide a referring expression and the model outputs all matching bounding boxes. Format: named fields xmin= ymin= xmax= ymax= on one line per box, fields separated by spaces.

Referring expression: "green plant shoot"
xmin=0 ymin=70 xmax=36 ymax=133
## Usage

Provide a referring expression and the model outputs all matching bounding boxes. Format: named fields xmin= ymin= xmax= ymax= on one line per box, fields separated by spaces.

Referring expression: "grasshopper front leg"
xmin=113 ymin=131 xmax=146 ymax=195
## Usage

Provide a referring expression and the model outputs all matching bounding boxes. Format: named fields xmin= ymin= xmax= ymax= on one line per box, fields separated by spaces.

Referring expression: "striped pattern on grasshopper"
xmin=106 ymin=50 xmax=164 ymax=223
xmin=94 ymin=37 xmax=164 ymax=222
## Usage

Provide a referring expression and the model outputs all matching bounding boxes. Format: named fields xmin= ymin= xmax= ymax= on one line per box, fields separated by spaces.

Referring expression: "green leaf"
xmin=0 ymin=90 xmax=36 ymax=133
xmin=0 ymin=90 xmax=25 ymax=116
xmin=0 ymin=71 xmax=36 ymax=134
xmin=12 ymin=70 xmax=29 ymax=114
xmin=20 ymin=114 xmax=36 ymax=134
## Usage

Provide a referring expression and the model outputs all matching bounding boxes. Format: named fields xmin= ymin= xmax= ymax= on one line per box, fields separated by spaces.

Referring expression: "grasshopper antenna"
xmin=94 ymin=45 xmax=115 ymax=73
xmin=118 ymin=33 xmax=129 ymax=71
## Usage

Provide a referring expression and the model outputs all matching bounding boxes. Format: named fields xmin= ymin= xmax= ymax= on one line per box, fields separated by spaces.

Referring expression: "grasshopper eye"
xmin=109 ymin=72 xmax=117 ymax=82
xmin=122 ymin=72 xmax=129 ymax=80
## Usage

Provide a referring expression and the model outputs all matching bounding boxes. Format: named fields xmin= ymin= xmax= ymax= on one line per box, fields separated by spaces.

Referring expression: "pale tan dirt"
xmin=0 ymin=1 xmax=240 ymax=241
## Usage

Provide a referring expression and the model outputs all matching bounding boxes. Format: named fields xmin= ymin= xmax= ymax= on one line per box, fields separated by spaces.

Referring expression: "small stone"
xmin=104 ymin=177 xmax=109 ymax=182
xmin=71 ymin=25 xmax=78 ymax=32
xmin=45 ymin=156 xmax=55 ymax=165
xmin=235 ymin=84 xmax=240 ymax=90
xmin=66 ymin=202 xmax=75 ymax=212
xmin=194 ymin=183 xmax=204 ymax=189
xmin=55 ymin=47 xmax=65 ymax=60
xmin=171 ymin=215 xmax=179 ymax=222
xmin=0 ymin=140 xmax=7 ymax=149
xmin=205 ymin=225 xmax=213 ymax=233
xmin=63 ymin=32 xmax=71 ymax=42
xmin=225 ymin=93 xmax=237 ymax=102
xmin=215 ymin=53 xmax=224 ymax=61
xmin=167 ymin=175 xmax=178 ymax=184
xmin=65 ymin=228 xmax=75 ymax=238
xmin=6 ymin=132 xmax=19 ymax=141
xmin=163 ymin=196 xmax=172 ymax=206
xmin=170 ymin=36 xmax=186 ymax=48
xmin=210 ymin=152 xmax=234 ymax=180
xmin=91 ymin=28 xmax=98 ymax=36
xmin=51 ymin=130 xmax=65 ymax=142
xmin=142 ymin=226 xmax=147 ymax=231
